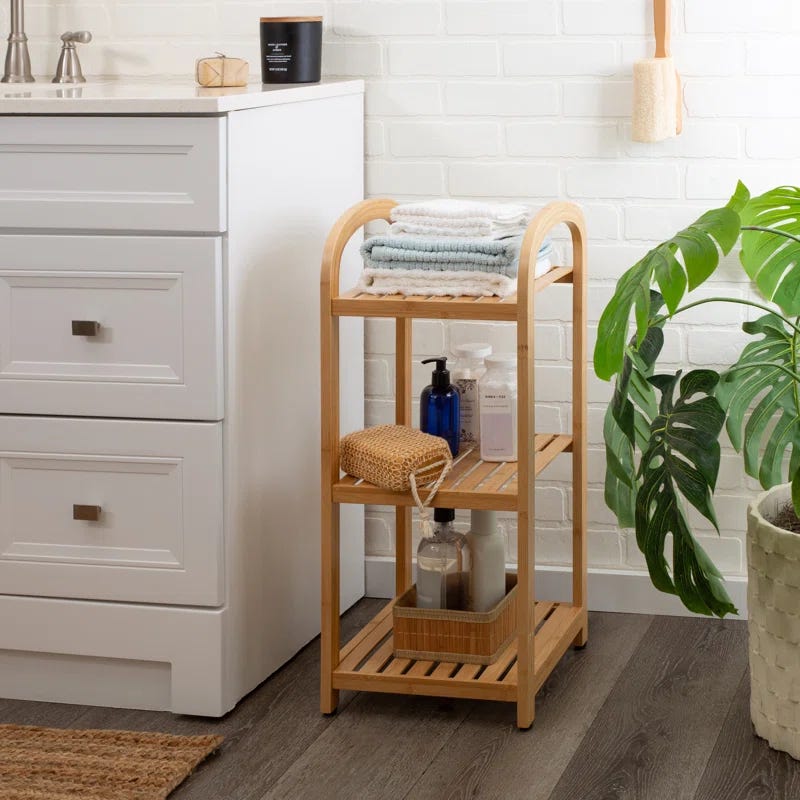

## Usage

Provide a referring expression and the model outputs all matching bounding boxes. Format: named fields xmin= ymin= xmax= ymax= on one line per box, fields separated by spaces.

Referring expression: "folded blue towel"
xmin=360 ymin=235 xmax=553 ymax=278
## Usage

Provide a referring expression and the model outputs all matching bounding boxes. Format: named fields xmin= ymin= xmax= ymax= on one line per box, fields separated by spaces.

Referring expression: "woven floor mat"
xmin=0 ymin=724 xmax=223 ymax=799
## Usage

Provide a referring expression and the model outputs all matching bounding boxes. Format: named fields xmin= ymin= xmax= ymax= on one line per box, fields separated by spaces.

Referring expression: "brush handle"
xmin=654 ymin=0 xmax=671 ymax=58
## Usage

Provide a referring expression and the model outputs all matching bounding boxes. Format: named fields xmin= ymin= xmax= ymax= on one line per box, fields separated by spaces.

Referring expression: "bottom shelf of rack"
xmin=332 ymin=599 xmax=586 ymax=703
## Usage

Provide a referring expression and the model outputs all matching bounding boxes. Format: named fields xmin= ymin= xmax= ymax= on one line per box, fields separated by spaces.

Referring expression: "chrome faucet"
xmin=1 ymin=0 xmax=34 ymax=83
xmin=52 ymin=31 xmax=91 ymax=83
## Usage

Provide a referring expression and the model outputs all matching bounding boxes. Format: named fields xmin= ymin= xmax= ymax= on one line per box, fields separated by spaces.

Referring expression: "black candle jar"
xmin=260 ymin=16 xmax=322 ymax=84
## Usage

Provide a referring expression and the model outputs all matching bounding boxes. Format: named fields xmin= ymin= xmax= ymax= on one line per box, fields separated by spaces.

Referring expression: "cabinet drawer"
xmin=0 ymin=235 xmax=223 ymax=420
xmin=0 ymin=416 xmax=223 ymax=606
xmin=0 ymin=116 xmax=226 ymax=232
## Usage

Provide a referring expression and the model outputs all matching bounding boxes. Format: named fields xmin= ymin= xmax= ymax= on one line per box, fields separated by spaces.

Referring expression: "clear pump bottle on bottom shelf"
xmin=451 ymin=342 xmax=492 ymax=449
xmin=416 ymin=508 xmax=470 ymax=610
xmin=467 ymin=510 xmax=507 ymax=612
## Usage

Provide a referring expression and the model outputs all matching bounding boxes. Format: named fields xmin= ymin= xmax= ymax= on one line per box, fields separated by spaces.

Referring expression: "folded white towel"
xmin=357 ymin=256 xmax=553 ymax=299
xmin=388 ymin=221 xmax=527 ymax=240
xmin=389 ymin=199 xmax=530 ymax=240
xmin=358 ymin=268 xmax=518 ymax=297
xmin=391 ymin=199 xmax=529 ymax=223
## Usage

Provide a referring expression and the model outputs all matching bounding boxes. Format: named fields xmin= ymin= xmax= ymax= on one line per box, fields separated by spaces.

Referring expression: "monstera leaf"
xmin=741 ymin=187 xmax=800 ymax=315
xmin=595 ymin=182 xmax=748 ymax=381
xmin=604 ymin=301 xmax=665 ymax=528
xmin=636 ymin=370 xmax=736 ymax=617
xmin=717 ymin=313 xmax=800 ymax=489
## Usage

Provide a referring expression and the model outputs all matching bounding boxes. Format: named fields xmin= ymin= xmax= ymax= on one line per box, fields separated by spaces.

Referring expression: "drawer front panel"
xmin=0 ymin=115 xmax=226 ymax=232
xmin=0 ymin=416 xmax=223 ymax=606
xmin=0 ymin=235 xmax=223 ymax=420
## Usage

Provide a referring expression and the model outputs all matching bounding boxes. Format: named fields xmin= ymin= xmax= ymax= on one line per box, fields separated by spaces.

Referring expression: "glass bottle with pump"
xmin=416 ymin=508 xmax=470 ymax=610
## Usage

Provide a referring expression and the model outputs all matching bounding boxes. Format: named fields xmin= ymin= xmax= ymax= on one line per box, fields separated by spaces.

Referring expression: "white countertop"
xmin=0 ymin=77 xmax=364 ymax=114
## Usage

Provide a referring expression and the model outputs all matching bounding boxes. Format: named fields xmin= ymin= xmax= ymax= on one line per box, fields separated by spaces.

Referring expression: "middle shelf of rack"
xmin=332 ymin=432 xmax=572 ymax=511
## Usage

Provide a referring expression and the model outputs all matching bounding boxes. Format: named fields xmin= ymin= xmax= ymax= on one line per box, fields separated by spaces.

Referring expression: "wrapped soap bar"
xmin=195 ymin=54 xmax=249 ymax=87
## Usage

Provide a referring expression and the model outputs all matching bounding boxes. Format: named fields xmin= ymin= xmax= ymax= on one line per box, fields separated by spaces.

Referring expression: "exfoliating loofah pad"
xmin=632 ymin=57 xmax=678 ymax=143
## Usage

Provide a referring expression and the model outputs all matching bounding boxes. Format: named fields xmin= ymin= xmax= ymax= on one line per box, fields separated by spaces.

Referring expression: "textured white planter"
xmin=748 ymin=483 xmax=800 ymax=759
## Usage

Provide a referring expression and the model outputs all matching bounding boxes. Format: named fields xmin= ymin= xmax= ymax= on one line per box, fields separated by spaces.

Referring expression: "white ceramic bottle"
xmin=479 ymin=354 xmax=518 ymax=462
xmin=467 ymin=510 xmax=506 ymax=612
xmin=451 ymin=342 xmax=492 ymax=448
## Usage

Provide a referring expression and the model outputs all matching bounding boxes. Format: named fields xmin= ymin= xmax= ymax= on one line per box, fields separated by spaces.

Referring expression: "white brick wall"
xmin=28 ymin=0 xmax=794 ymax=581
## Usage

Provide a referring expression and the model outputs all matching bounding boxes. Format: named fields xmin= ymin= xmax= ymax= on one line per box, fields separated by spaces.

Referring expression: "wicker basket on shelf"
xmin=393 ymin=573 xmax=518 ymax=665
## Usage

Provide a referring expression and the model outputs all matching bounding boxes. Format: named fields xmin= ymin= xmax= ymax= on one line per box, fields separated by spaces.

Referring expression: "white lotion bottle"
xmin=467 ymin=510 xmax=506 ymax=612
xmin=479 ymin=354 xmax=518 ymax=462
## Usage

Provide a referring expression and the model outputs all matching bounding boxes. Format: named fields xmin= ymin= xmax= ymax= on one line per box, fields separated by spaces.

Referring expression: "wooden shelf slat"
xmin=406 ymin=660 xmax=434 ymax=677
xmin=331 ymin=267 xmax=573 ymax=320
xmin=383 ymin=656 xmax=413 ymax=676
xmin=338 ymin=608 xmax=393 ymax=672
xmin=332 ymin=601 xmax=586 ymax=704
xmin=505 ymin=604 xmax=584 ymax=692
xmin=362 ymin=638 xmax=395 ymax=674
xmin=332 ymin=433 xmax=572 ymax=510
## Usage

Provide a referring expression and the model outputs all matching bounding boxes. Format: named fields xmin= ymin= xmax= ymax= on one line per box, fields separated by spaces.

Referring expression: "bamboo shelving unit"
xmin=320 ymin=198 xmax=588 ymax=730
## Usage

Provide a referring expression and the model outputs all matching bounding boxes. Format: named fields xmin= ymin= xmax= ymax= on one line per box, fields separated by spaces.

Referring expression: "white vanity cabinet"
xmin=0 ymin=80 xmax=365 ymax=715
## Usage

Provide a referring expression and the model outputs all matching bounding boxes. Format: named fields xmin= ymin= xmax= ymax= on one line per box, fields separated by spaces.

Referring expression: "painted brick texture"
xmin=32 ymin=0 xmax=793 ymax=579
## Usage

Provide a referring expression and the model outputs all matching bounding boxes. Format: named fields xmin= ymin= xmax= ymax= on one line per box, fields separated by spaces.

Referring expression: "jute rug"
xmin=0 ymin=724 xmax=223 ymax=800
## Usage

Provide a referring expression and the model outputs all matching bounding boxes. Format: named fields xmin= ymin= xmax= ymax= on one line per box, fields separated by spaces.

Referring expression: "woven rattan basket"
xmin=748 ymin=484 xmax=800 ymax=760
xmin=393 ymin=573 xmax=518 ymax=665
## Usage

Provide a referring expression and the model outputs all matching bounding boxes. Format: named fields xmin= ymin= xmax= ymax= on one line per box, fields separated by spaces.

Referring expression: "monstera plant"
xmin=595 ymin=182 xmax=800 ymax=617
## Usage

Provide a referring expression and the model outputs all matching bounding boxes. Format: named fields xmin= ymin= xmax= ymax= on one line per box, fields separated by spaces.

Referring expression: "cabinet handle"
xmin=72 ymin=320 xmax=100 ymax=336
xmin=73 ymin=504 xmax=101 ymax=522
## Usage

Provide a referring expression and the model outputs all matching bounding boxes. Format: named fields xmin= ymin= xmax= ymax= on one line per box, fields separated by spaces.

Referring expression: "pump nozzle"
xmin=421 ymin=356 xmax=451 ymax=389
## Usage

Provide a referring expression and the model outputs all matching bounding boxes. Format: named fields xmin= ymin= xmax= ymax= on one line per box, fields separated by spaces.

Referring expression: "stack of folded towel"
xmin=389 ymin=199 xmax=529 ymax=240
xmin=358 ymin=199 xmax=554 ymax=298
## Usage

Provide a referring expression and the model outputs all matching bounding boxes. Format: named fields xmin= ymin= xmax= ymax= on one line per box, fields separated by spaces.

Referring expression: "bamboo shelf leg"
xmin=516 ymin=213 xmax=538 ymax=730
xmin=572 ymin=215 xmax=589 ymax=648
xmin=320 ymin=199 xmax=397 ymax=715
xmin=395 ymin=318 xmax=413 ymax=595
xmin=321 ymin=282 xmax=341 ymax=714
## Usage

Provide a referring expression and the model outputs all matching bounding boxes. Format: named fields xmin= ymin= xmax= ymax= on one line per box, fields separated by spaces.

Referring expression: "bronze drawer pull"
xmin=73 ymin=504 xmax=101 ymax=522
xmin=71 ymin=320 xmax=100 ymax=336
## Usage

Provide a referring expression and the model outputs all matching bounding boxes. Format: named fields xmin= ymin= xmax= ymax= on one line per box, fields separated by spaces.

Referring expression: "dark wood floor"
xmin=2 ymin=601 xmax=799 ymax=800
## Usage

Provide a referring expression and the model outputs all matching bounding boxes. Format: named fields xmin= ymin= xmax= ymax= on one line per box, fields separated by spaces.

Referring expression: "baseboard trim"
xmin=365 ymin=556 xmax=749 ymax=619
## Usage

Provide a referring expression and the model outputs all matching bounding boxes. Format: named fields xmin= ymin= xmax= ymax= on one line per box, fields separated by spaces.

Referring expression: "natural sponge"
xmin=632 ymin=57 xmax=679 ymax=143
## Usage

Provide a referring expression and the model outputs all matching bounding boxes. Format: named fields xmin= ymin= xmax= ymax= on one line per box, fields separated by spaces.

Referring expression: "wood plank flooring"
xmin=3 ymin=601 xmax=799 ymax=800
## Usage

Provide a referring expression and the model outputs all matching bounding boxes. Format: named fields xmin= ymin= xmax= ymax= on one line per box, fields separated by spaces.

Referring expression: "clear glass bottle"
xmin=479 ymin=354 xmax=518 ymax=462
xmin=451 ymin=343 xmax=492 ymax=448
xmin=416 ymin=508 xmax=470 ymax=610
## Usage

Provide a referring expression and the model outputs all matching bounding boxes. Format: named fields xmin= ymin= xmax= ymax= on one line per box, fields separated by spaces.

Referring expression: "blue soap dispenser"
xmin=420 ymin=357 xmax=460 ymax=457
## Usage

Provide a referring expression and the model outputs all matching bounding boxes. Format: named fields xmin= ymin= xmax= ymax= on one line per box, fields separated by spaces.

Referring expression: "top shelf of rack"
xmin=331 ymin=266 xmax=573 ymax=321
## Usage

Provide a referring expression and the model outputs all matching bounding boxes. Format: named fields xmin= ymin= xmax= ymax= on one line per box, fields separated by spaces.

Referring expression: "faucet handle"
xmin=52 ymin=31 xmax=91 ymax=84
xmin=61 ymin=31 xmax=92 ymax=45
